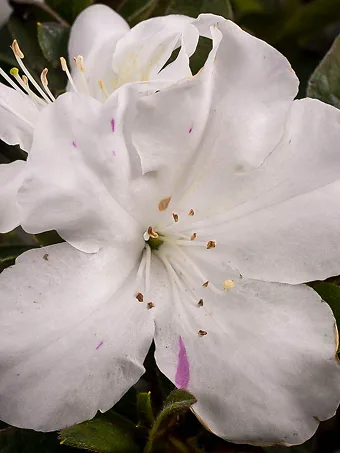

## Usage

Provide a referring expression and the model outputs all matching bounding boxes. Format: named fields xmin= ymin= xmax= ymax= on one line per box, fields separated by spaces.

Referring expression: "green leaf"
xmin=0 ymin=245 xmax=39 ymax=264
xmin=46 ymin=0 xmax=93 ymax=24
xmin=137 ymin=392 xmax=155 ymax=427
xmin=310 ymin=282 xmax=340 ymax=330
xmin=117 ymin=0 xmax=158 ymax=25
xmin=59 ymin=416 xmax=140 ymax=453
xmin=144 ymin=389 xmax=197 ymax=453
xmin=307 ymin=33 xmax=340 ymax=109
xmin=166 ymin=0 xmax=233 ymax=19
xmin=37 ymin=22 xmax=70 ymax=68
xmin=0 ymin=427 xmax=64 ymax=453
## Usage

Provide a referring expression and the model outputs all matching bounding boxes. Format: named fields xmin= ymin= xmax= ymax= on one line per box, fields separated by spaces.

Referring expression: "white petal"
xmin=19 ymin=91 xmax=142 ymax=253
xmin=0 ymin=161 xmax=26 ymax=233
xmin=133 ymin=17 xmax=298 ymax=202
xmin=68 ymin=4 xmax=129 ymax=100
xmin=0 ymin=243 xmax=154 ymax=431
xmin=0 ymin=83 xmax=39 ymax=151
xmin=112 ymin=15 xmax=194 ymax=86
xmin=191 ymin=98 xmax=340 ymax=283
xmin=151 ymin=251 xmax=340 ymax=445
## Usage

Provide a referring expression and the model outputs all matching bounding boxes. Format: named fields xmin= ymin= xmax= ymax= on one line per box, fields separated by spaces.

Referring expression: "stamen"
xmin=11 ymin=40 xmax=52 ymax=104
xmin=202 ymin=281 xmax=209 ymax=287
xmin=147 ymin=226 xmax=158 ymax=239
xmin=10 ymin=68 xmax=46 ymax=106
xmin=136 ymin=292 xmax=144 ymax=302
xmin=145 ymin=243 xmax=151 ymax=296
xmin=0 ymin=66 xmax=25 ymax=96
xmin=147 ymin=302 xmax=155 ymax=309
xmin=74 ymin=55 xmax=90 ymax=94
xmin=137 ymin=248 xmax=147 ymax=279
xmin=198 ymin=299 xmax=204 ymax=307
xmin=198 ymin=330 xmax=207 ymax=336
xmin=60 ymin=57 xmax=79 ymax=93
xmin=172 ymin=213 xmax=179 ymax=223
xmin=169 ymin=255 xmax=206 ymax=306
xmin=188 ymin=209 xmax=195 ymax=216
xmin=98 ymin=80 xmax=109 ymax=99
xmin=190 ymin=233 xmax=197 ymax=241
xmin=206 ymin=240 xmax=216 ymax=250
xmin=40 ymin=68 xmax=55 ymax=102
xmin=223 ymin=279 xmax=235 ymax=289
xmin=158 ymin=196 xmax=171 ymax=211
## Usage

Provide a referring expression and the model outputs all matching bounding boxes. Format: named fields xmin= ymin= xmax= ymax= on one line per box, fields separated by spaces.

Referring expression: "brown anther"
xmin=190 ymin=233 xmax=197 ymax=241
xmin=198 ymin=299 xmax=204 ymax=307
xmin=172 ymin=213 xmax=179 ymax=223
xmin=60 ymin=57 xmax=68 ymax=72
xmin=198 ymin=329 xmax=207 ymax=336
xmin=188 ymin=209 xmax=195 ymax=216
xmin=22 ymin=75 xmax=28 ymax=85
xmin=75 ymin=55 xmax=85 ymax=72
xmin=11 ymin=40 xmax=24 ymax=59
xmin=147 ymin=226 xmax=159 ymax=239
xmin=98 ymin=80 xmax=105 ymax=89
xmin=206 ymin=240 xmax=216 ymax=250
xmin=202 ymin=281 xmax=209 ymax=288
xmin=147 ymin=302 xmax=155 ymax=309
xmin=136 ymin=292 xmax=144 ymax=302
xmin=43 ymin=253 xmax=49 ymax=261
xmin=40 ymin=68 xmax=49 ymax=87
xmin=158 ymin=196 xmax=171 ymax=211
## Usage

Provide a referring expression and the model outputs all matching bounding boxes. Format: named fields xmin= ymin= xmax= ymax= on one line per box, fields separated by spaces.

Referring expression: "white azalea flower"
xmin=1 ymin=13 xmax=340 ymax=447
xmin=0 ymin=3 xmax=200 ymax=233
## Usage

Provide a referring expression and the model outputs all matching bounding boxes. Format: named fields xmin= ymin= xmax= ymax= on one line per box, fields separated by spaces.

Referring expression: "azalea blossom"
xmin=1 ymin=13 xmax=340 ymax=447
xmin=0 ymin=3 xmax=200 ymax=233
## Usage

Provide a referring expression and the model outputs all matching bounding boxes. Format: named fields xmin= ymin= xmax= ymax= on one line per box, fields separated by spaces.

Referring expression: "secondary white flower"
xmin=0 ymin=3 xmax=199 ymax=233
xmin=1 ymin=13 xmax=340 ymax=446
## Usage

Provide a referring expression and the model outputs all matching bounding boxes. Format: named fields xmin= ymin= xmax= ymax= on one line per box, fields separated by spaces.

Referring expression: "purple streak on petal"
xmin=188 ymin=126 xmax=193 ymax=134
xmin=96 ymin=341 xmax=104 ymax=350
xmin=112 ymin=150 xmax=116 ymax=156
xmin=111 ymin=118 xmax=115 ymax=132
xmin=175 ymin=336 xmax=190 ymax=389
xmin=72 ymin=141 xmax=77 ymax=148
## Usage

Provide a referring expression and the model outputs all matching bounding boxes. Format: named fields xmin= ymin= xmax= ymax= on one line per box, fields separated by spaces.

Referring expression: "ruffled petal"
xmin=133 ymin=16 xmax=298 ymax=205
xmin=0 ymin=243 xmax=154 ymax=431
xmin=19 ymin=91 xmax=143 ymax=253
xmin=151 ymin=250 xmax=340 ymax=445
xmin=189 ymin=98 xmax=340 ymax=284
xmin=68 ymin=4 xmax=129 ymax=100
xmin=0 ymin=83 xmax=39 ymax=152
xmin=0 ymin=161 xmax=26 ymax=233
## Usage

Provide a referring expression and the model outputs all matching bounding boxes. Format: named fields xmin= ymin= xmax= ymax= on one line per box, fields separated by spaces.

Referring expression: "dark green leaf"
xmin=144 ymin=389 xmax=197 ymax=453
xmin=166 ymin=0 xmax=233 ymax=19
xmin=0 ymin=245 xmax=39 ymax=264
xmin=37 ymin=22 xmax=69 ymax=68
xmin=310 ymin=282 xmax=340 ymax=330
xmin=137 ymin=392 xmax=155 ymax=427
xmin=59 ymin=416 xmax=140 ymax=453
xmin=46 ymin=0 xmax=93 ymax=24
xmin=117 ymin=0 xmax=158 ymax=25
xmin=307 ymin=33 xmax=340 ymax=109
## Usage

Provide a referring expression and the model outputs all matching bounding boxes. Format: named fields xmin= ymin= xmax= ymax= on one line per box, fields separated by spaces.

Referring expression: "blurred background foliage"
xmin=1 ymin=0 xmax=340 ymax=452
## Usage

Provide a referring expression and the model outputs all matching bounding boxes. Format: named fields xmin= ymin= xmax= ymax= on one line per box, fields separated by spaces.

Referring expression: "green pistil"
xmin=148 ymin=236 xmax=164 ymax=250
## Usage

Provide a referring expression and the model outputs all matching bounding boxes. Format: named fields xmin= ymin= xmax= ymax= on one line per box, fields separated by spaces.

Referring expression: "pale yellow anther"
xmin=22 ymin=75 xmax=28 ymax=85
xmin=40 ymin=68 xmax=49 ymax=87
xmin=206 ymin=240 xmax=216 ymax=250
xmin=190 ymin=233 xmax=197 ymax=241
xmin=60 ymin=57 xmax=68 ymax=72
xmin=158 ymin=196 xmax=171 ymax=212
xmin=223 ymin=279 xmax=235 ymax=289
xmin=11 ymin=40 xmax=24 ymax=59
xmin=75 ymin=55 xmax=85 ymax=72
xmin=172 ymin=213 xmax=179 ymax=223
xmin=188 ymin=209 xmax=195 ymax=216
xmin=147 ymin=226 xmax=158 ymax=239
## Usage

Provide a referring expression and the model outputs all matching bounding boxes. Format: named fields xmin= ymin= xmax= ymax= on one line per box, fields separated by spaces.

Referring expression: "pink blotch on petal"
xmin=188 ymin=126 xmax=193 ymax=134
xmin=111 ymin=118 xmax=115 ymax=132
xmin=175 ymin=336 xmax=190 ymax=389
xmin=72 ymin=141 xmax=77 ymax=148
xmin=96 ymin=341 xmax=104 ymax=350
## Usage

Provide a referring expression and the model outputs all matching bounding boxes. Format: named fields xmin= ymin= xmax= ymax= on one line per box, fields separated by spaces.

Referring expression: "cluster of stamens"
xmin=0 ymin=39 xmax=111 ymax=110
xmin=137 ymin=198 xmax=236 ymax=337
